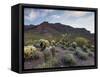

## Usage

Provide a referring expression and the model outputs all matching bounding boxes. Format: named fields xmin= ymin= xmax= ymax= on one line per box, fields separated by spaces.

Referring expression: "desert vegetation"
xmin=24 ymin=31 xmax=95 ymax=69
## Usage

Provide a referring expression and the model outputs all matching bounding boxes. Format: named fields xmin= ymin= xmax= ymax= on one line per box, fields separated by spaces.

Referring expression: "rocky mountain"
xmin=24 ymin=22 xmax=94 ymax=43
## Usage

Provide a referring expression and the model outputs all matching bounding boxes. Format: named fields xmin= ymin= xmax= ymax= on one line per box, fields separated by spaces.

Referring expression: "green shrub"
xmin=75 ymin=37 xmax=89 ymax=47
xmin=61 ymin=53 xmax=76 ymax=66
xmin=75 ymin=47 xmax=88 ymax=60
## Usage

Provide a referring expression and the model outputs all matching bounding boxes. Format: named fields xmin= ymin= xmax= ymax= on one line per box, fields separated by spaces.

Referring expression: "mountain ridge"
xmin=24 ymin=22 xmax=94 ymax=44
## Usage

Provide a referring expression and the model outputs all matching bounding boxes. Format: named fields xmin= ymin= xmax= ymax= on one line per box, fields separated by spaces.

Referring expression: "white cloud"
xmin=71 ymin=11 xmax=87 ymax=17
xmin=40 ymin=9 xmax=54 ymax=17
xmin=62 ymin=13 xmax=94 ymax=33
xmin=44 ymin=9 xmax=54 ymax=13
xmin=64 ymin=11 xmax=88 ymax=17
xmin=52 ymin=15 xmax=60 ymax=18
xmin=24 ymin=9 xmax=38 ymax=21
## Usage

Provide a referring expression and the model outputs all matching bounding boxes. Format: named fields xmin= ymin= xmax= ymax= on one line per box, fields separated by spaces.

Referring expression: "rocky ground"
xmin=24 ymin=46 xmax=94 ymax=69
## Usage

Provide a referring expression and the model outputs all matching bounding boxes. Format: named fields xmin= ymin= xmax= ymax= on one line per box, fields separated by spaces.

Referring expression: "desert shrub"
xmin=85 ymin=48 xmax=91 ymax=53
xmin=24 ymin=45 xmax=37 ymax=60
xmin=61 ymin=53 xmax=77 ymax=66
xmin=58 ymin=43 xmax=67 ymax=50
xmin=57 ymin=41 xmax=68 ymax=50
xmin=82 ymin=46 xmax=94 ymax=57
xmin=88 ymin=51 xmax=94 ymax=57
xmin=43 ymin=47 xmax=52 ymax=62
xmin=55 ymin=40 xmax=61 ymax=46
xmin=32 ymin=51 xmax=41 ymax=60
xmin=55 ymin=41 xmax=59 ymax=46
xmin=60 ymin=33 xmax=68 ymax=44
xmin=50 ymin=46 xmax=57 ymax=57
xmin=82 ymin=45 xmax=93 ymax=54
xmin=67 ymin=47 xmax=75 ymax=51
xmin=82 ymin=45 xmax=89 ymax=53
xmin=61 ymin=45 xmax=67 ymax=50
xmin=48 ymin=57 xmax=59 ymax=66
xmin=75 ymin=37 xmax=89 ymax=47
xmin=33 ymin=40 xmax=38 ymax=44
xmin=75 ymin=47 xmax=88 ymax=60
xmin=59 ymin=33 xmax=72 ymax=48
xmin=86 ymin=43 xmax=92 ymax=48
xmin=65 ymin=42 xmax=70 ymax=47
xmin=25 ymin=40 xmax=34 ymax=46
xmin=33 ymin=40 xmax=40 ymax=48
xmin=39 ymin=57 xmax=59 ymax=68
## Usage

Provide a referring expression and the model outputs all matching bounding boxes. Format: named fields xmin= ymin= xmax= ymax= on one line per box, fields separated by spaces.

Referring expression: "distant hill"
xmin=24 ymin=22 xmax=94 ymax=44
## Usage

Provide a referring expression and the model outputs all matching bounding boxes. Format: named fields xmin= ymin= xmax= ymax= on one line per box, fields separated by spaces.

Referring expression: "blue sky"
xmin=24 ymin=8 xmax=95 ymax=33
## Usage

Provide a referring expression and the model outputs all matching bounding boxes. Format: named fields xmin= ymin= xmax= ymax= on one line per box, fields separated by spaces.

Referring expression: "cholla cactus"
xmin=91 ymin=45 xmax=94 ymax=48
xmin=90 ymin=45 xmax=94 ymax=52
xmin=24 ymin=45 xmax=37 ymax=60
xmin=51 ymin=40 xmax=56 ymax=46
xmin=50 ymin=46 xmax=56 ymax=57
xmin=43 ymin=47 xmax=52 ymax=62
xmin=60 ymin=33 xmax=71 ymax=46
xmin=39 ymin=39 xmax=50 ymax=51
xmin=62 ymin=33 xmax=67 ymax=38
xmin=71 ymin=42 xmax=77 ymax=48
